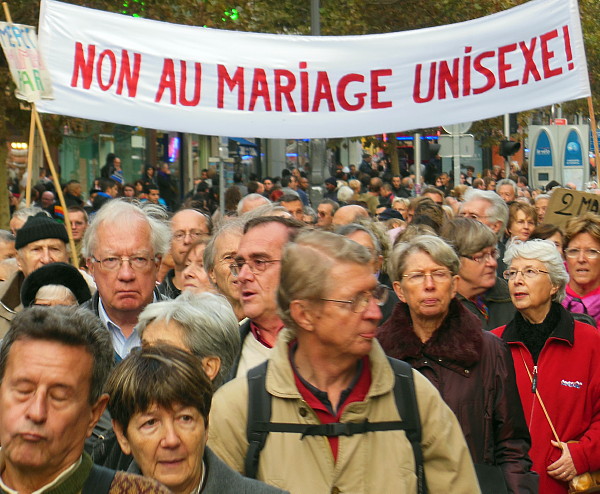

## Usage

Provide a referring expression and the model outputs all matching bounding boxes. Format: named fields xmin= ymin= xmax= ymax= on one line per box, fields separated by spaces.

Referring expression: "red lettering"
xmin=116 ymin=50 xmax=142 ymax=97
xmin=438 ymin=59 xmax=460 ymax=99
xmin=299 ymin=62 xmax=309 ymax=112
xmin=273 ymin=70 xmax=296 ymax=112
xmin=311 ymin=71 xmax=335 ymax=112
xmin=563 ymin=25 xmax=574 ymax=70
xmin=472 ymin=51 xmax=496 ymax=95
xmin=498 ymin=43 xmax=518 ymax=88
xmin=155 ymin=59 xmax=176 ymax=104
xmin=371 ymin=69 xmax=392 ymax=109
xmin=249 ymin=68 xmax=272 ymax=111
xmin=70 ymin=42 xmax=95 ymax=89
xmin=540 ymin=29 xmax=562 ymax=78
xmin=413 ymin=63 xmax=436 ymax=103
xmin=179 ymin=61 xmax=202 ymax=106
xmin=519 ymin=38 xmax=541 ymax=84
xmin=96 ymin=50 xmax=117 ymax=91
xmin=337 ymin=73 xmax=365 ymax=111
xmin=462 ymin=47 xmax=472 ymax=97
xmin=217 ymin=65 xmax=245 ymax=110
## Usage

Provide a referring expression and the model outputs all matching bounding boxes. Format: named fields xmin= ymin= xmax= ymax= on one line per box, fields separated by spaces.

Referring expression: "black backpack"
xmin=244 ymin=357 xmax=427 ymax=494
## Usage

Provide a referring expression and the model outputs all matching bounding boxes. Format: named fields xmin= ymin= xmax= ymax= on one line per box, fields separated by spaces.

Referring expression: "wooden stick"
xmin=32 ymin=107 xmax=79 ymax=269
xmin=2 ymin=2 xmax=12 ymax=23
xmin=25 ymin=107 xmax=35 ymax=206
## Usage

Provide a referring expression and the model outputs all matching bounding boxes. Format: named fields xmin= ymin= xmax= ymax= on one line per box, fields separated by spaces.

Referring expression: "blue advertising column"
xmin=561 ymin=128 xmax=588 ymax=188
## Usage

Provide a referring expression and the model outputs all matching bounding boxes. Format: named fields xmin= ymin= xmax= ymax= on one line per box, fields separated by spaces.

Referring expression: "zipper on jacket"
xmin=531 ymin=366 xmax=537 ymax=393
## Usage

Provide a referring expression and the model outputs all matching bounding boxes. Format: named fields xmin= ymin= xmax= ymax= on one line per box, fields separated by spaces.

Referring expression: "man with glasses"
xmin=316 ymin=199 xmax=339 ymax=230
xmin=209 ymin=230 xmax=478 ymax=493
xmin=459 ymin=188 xmax=510 ymax=276
xmin=442 ymin=217 xmax=515 ymax=330
xmin=228 ymin=216 xmax=303 ymax=378
xmin=81 ymin=199 xmax=171 ymax=360
xmin=158 ymin=208 xmax=211 ymax=299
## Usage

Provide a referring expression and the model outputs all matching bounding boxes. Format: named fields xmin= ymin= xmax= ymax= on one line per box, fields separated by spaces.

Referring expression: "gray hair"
xmin=336 ymin=223 xmax=382 ymax=256
xmin=0 ymin=230 xmax=15 ymax=244
xmin=496 ymin=178 xmax=518 ymax=197
xmin=34 ymin=285 xmax=77 ymax=305
xmin=203 ymin=219 xmax=245 ymax=276
xmin=337 ymin=185 xmax=354 ymax=203
xmin=81 ymin=199 xmax=171 ymax=258
xmin=137 ymin=292 xmax=240 ymax=388
xmin=0 ymin=306 xmax=113 ymax=404
xmin=441 ymin=217 xmax=497 ymax=257
xmin=11 ymin=206 xmax=47 ymax=222
xmin=389 ymin=234 xmax=460 ymax=282
xmin=240 ymin=203 xmax=291 ymax=220
xmin=236 ymin=193 xmax=271 ymax=215
xmin=503 ymin=239 xmax=568 ymax=302
xmin=534 ymin=193 xmax=551 ymax=204
xmin=278 ymin=230 xmax=371 ymax=333
xmin=462 ymin=188 xmax=509 ymax=236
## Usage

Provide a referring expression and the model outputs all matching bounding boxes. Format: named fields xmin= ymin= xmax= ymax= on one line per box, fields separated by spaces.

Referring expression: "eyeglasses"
xmin=91 ymin=255 xmax=157 ymax=271
xmin=320 ymin=284 xmax=388 ymax=313
xmin=502 ymin=268 xmax=550 ymax=280
xmin=230 ymin=259 xmax=281 ymax=277
xmin=173 ymin=230 xmax=205 ymax=242
xmin=401 ymin=270 xmax=452 ymax=284
xmin=462 ymin=249 xmax=499 ymax=263
xmin=564 ymin=248 xmax=600 ymax=260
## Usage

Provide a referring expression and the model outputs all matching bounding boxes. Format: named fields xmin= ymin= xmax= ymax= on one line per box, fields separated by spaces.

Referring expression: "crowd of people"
xmin=0 ymin=151 xmax=599 ymax=494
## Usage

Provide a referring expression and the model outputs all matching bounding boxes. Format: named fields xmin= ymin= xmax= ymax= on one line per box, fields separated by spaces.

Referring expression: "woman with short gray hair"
xmin=493 ymin=239 xmax=600 ymax=493
xmin=379 ymin=234 xmax=537 ymax=493
xmin=138 ymin=291 xmax=240 ymax=388
xmin=441 ymin=218 xmax=515 ymax=330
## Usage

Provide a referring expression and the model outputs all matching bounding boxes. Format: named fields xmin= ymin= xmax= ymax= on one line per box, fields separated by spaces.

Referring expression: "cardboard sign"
xmin=544 ymin=188 xmax=600 ymax=227
xmin=36 ymin=0 xmax=590 ymax=138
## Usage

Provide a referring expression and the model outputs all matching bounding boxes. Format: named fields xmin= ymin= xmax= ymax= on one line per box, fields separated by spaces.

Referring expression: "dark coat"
xmin=457 ymin=277 xmax=516 ymax=331
xmin=156 ymin=269 xmax=181 ymax=299
xmin=377 ymin=299 xmax=538 ymax=494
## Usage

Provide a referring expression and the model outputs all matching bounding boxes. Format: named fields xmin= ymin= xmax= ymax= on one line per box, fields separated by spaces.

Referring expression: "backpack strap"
xmin=244 ymin=357 xmax=427 ymax=494
xmin=387 ymin=356 xmax=427 ymax=494
xmin=245 ymin=361 xmax=271 ymax=479
xmin=82 ymin=464 xmax=116 ymax=494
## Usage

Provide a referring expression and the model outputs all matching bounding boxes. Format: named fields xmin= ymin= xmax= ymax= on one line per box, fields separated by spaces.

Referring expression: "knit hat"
xmin=324 ymin=177 xmax=337 ymax=187
xmin=15 ymin=213 xmax=69 ymax=250
xmin=21 ymin=262 xmax=91 ymax=307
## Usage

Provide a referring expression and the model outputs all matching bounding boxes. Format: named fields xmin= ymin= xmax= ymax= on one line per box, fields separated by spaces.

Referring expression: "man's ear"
xmin=112 ymin=419 xmax=132 ymax=456
xmin=86 ymin=393 xmax=109 ymax=438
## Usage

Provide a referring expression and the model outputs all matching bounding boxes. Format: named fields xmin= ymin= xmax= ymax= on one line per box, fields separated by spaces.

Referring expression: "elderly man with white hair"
xmin=81 ymin=199 xmax=171 ymax=360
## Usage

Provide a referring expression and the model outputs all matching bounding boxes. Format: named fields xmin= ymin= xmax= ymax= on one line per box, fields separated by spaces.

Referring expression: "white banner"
xmin=0 ymin=22 xmax=53 ymax=102
xmin=37 ymin=0 xmax=590 ymax=138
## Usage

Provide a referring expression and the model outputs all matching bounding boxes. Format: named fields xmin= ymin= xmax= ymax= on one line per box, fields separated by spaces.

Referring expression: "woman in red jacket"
xmin=493 ymin=239 xmax=600 ymax=494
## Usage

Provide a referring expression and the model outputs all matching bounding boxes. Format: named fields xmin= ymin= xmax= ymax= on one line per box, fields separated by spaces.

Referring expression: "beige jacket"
xmin=209 ymin=329 xmax=480 ymax=494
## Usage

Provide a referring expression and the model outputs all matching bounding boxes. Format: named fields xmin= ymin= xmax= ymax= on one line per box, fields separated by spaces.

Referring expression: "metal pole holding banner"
xmin=588 ymin=97 xmax=599 ymax=182
xmin=414 ymin=133 xmax=421 ymax=192
xmin=218 ymin=137 xmax=228 ymax=215
xmin=503 ymin=114 xmax=511 ymax=178
xmin=2 ymin=2 xmax=78 ymax=268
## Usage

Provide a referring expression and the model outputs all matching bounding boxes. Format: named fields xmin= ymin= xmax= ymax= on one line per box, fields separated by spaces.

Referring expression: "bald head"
xmin=332 ymin=205 xmax=369 ymax=226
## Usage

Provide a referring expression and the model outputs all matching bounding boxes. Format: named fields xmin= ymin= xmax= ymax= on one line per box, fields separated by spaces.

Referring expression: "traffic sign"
xmin=438 ymin=135 xmax=475 ymax=158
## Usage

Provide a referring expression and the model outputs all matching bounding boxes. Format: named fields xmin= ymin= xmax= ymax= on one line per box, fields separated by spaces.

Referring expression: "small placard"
xmin=544 ymin=188 xmax=600 ymax=227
